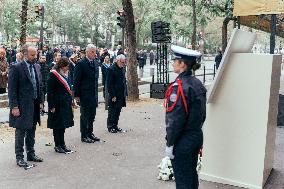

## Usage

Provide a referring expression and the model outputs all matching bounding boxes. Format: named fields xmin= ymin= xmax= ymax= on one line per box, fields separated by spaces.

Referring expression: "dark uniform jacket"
xmin=107 ymin=63 xmax=126 ymax=108
xmin=47 ymin=72 xmax=74 ymax=129
xmin=165 ymin=71 xmax=206 ymax=147
xmin=73 ymin=57 xmax=99 ymax=107
xmin=8 ymin=62 xmax=43 ymax=129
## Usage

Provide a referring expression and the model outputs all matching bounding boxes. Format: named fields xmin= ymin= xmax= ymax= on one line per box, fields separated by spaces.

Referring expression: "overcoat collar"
xmin=21 ymin=61 xmax=40 ymax=84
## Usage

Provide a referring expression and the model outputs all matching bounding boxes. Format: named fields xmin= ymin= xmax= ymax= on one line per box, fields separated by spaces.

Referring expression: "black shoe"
xmin=81 ymin=137 xmax=95 ymax=143
xmin=108 ymin=128 xmax=117 ymax=133
xmin=16 ymin=159 xmax=28 ymax=167
xmin=27 ymin=154 xmax=43 ymax=162
xmin=61 ymin=145 xmax=72 ymax=153
xmin=89 ymin=134 xmax=100 ymax=142
xmin=115 ymin=127 xmax=123 ymax=132
xmin=54 ymin=146 xmax=66 ymax=153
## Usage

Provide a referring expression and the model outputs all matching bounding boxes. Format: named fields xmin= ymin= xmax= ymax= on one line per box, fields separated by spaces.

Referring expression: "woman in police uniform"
xmin=164 ymin=45 xmax=206 ymax=189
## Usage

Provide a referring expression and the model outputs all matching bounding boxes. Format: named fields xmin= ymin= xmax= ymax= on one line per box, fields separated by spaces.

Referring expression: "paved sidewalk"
xmin=0 ymin=99 xmax=283 ymax=189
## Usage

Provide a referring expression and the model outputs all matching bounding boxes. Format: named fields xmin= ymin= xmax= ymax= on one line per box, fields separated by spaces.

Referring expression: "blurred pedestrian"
xmin=74 ymin=44 xmax=100 ymax=143
xmin=101 ymin=56 xmax=111 ymax=109
xmin=37 ymin=55 xmax=49 ymax=113
xmin=150 ymin=50 xmax=155 ymax=65
xmin=0 ymin=48 xmax=9 ymax=94
xmin=117 ymin=45 xmax=124 ymax=55
xmin=47 ymin=57 xmax=74 ymax=153
xmin=42 ymin=45 xmax=53 ymax=65
xmin=8 ymin=46 xmax=44 ymax=167
xmin=11 ymin=52 xmax=24 ymax=65
xmin=164 ymin=45 xmax=206 ymax=189
xmin=79 ymin=48 xmax=86 ymax=60
xmin=215 ymin=50 xmax=222 ymax=70
xmin=107 ymin=54 xmax=127 ymax=133
xmin=68 ymin=53 xmax=78 ymax=87
xmin=100 ymin=48 xmax=110 ymax=64
xmin=143 ymin=49 xmax=147 ymax=66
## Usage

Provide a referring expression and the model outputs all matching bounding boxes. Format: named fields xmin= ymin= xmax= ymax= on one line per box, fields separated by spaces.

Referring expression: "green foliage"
xmin=0 ymin=0 xmax=231 ymax=50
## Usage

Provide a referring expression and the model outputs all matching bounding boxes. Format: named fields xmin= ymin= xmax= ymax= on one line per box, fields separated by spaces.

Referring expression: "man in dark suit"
xmin=107 ymin=54 xmax=127 ymax=133
xmin=42 ymin=45 xmax=53 ymax=65
xmin=8 ymin=46 xmax=44 ymax=167
xmin=73 ymin=44 xmax=100 ymax=143
xmin=68 ymin=54 xmax=78 ymax=87
xmin=37 ymin=55 xmax=49 ymax=113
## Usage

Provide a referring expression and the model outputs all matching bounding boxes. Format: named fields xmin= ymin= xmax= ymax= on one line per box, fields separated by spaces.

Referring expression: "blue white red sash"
xmin=50 ymin=70 xmax=72 ymax=96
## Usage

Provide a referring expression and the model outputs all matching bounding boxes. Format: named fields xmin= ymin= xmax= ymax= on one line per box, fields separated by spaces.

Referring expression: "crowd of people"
xmin=1 ymin=41 xmax=207 ymax=189
xmin=6 ymin=43 xmax=128 ymax=168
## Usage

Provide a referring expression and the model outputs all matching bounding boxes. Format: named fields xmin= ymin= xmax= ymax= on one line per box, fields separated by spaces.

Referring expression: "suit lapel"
xmin=22 ymin=61 xmax=33 ymax=84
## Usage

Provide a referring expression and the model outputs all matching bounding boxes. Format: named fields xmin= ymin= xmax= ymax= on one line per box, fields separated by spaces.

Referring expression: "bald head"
xmin=23 ymin=46 xmax=37 ymax=64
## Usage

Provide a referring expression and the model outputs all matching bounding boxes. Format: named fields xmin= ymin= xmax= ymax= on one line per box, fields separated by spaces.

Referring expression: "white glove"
xmin=165 ymin=146 xmax=174 ymax=159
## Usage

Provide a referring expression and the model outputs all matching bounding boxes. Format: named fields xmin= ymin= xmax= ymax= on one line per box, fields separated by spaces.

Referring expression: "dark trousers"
xmin=107 ymin=105 xmax=122 ymax=129
xmin=0 ymin=88 xmax=6 ymax=94
xmin=150 ymin=59 xmax=154 ymax=65
xmin=53 ymin=129 xmax=65 ymax=147
xmin=15 ymin=126 xmax=36 ymax=160
xmin=15 ymin=100 xmax=39 ymax=160
xmin=80 ymin=105 xmax=96 ymax=138
xmin=171 ymin=147 xmax=200 ymax=189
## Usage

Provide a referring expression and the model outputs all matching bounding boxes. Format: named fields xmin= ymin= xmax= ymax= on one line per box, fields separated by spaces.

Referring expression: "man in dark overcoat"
xmin=107 ymin=54 xmax=127 ymax=133
xmin=37 ymin=55 xmax=49 ymax=113
xmin=73 ymin=44 xmax=100 ymax=143
xmin=8 ymin=46 xmax=44 ymax=167
xmin=68 ymin=54 xmax=78 ymax=87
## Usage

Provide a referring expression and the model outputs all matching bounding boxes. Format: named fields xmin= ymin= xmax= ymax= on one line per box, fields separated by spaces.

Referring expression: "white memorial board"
xmin=207 ymin=29 xmax=256 ymax=103
xmin=200 ymin=29 xmax=282 ymax=189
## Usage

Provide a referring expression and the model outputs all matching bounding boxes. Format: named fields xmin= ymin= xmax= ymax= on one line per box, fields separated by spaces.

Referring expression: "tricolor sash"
xmin=50 ymin=70 xmax=72 ymax=96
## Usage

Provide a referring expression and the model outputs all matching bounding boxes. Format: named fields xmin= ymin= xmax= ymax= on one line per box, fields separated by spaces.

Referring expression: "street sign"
xmin=151 ymin=21 xmax=171 ymax=43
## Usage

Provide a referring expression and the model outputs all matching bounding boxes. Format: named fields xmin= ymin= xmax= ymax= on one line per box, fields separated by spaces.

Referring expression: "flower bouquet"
xmin=157 ymin=149 xmax=203 ymax=181
xmin=157 ymin=157 xmax=174 ymax=181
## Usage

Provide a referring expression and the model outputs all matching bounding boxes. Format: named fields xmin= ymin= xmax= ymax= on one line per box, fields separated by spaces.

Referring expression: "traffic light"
xmin=117 ymin=10 xmax=125 ymax=28
xmin=35 ymin=5 xmax=44 ymax=17
xmin=151 ymin=21 xmax=171 ymax=43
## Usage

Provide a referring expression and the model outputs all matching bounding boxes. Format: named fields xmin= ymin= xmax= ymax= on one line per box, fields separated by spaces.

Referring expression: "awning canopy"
xmin=239 ymin=15 xmax=284 ymax=38
xmin=234 ymin=0 xmax=284 ymax=16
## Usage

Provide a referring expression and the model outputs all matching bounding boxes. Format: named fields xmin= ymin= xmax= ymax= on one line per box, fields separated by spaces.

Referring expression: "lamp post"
xmin=270 ymin=14 xmax=277 ymax=54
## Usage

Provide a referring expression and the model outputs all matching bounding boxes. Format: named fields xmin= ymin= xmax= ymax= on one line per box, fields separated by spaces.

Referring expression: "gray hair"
xmin=116 ymin=54 xmax=126 ymax=61
xmin=86 ymin=44 xmax=96 ymax=52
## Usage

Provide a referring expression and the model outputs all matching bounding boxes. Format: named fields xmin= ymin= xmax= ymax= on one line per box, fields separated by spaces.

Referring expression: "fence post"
xmin=213 ymin=64 xmax=216 ymax=79
xmin=203 ymin=65 xmax=206 ymax=84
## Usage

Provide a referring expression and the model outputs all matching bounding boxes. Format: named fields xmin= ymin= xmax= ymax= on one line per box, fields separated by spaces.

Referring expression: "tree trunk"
xmin=222 ymin=17 xmax=231 ymax=52
xmin=122 ymin=0 xmax=139 ymax=101
xmin=20 ymin=0 xmax=28 ymax=46
xmin=0 ymin=1 xmax=4 ymax=37
xmin=191 ymin=0 xmax=197 ymax=50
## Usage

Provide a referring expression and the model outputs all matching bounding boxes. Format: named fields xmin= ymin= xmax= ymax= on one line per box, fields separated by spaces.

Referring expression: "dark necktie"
xmin=29 ymin=64 xmax=37 ymax=99
xmin=90 ymin=60 xmax=95 ymax=67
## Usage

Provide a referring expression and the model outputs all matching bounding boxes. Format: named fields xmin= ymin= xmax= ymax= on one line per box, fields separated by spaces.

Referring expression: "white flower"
xmin=157 ymin=157 xmax=174 ymax=181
